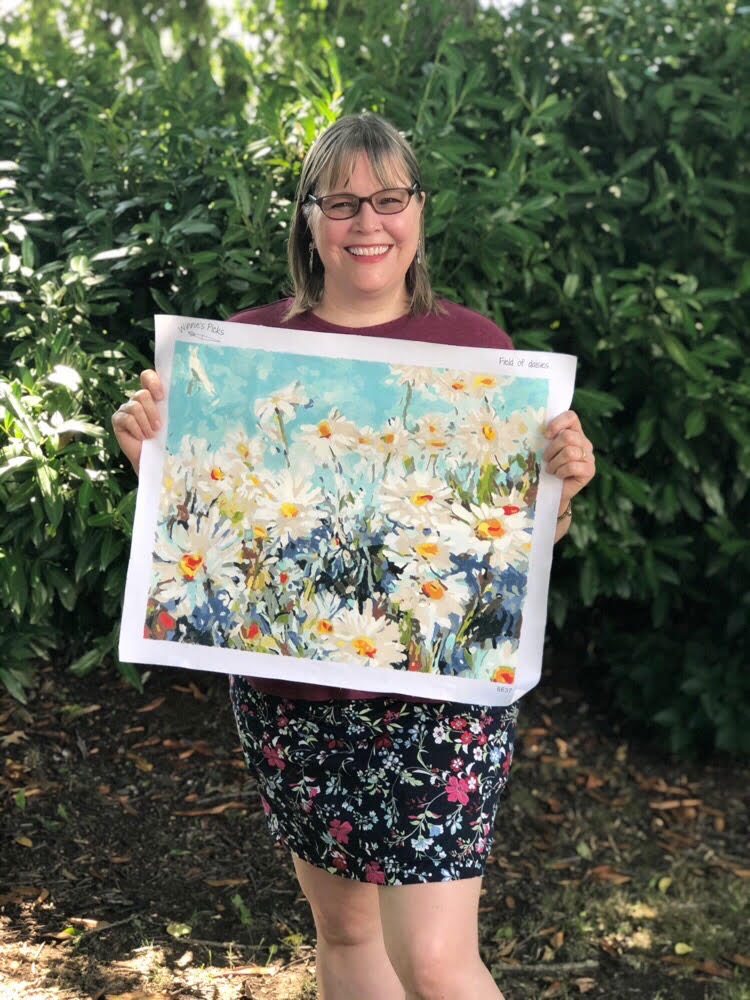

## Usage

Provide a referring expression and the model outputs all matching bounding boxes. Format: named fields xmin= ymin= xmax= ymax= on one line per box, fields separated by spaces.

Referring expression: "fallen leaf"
xmin=551 ymin=929 xmax=564 ymax=948
xmin=166 ymin=922 xmax=192 ymax=938
xmin=649 ymin=798 xmax=702 ymax=810
xmin=727 ymin=953 xmax=750 ymax=969
xmin=176 ymin=950 xmax=193 ymax=968
xmin=674 ymin=942 xmax=693 ymax=955
xmin=14 ymin=835 xmax=33 ymax=848
xmin=111 ymin=855 xmax=131 ymax=864
xmin=0 ymin=885 xmax=41 ymax=904
xmin=589 ymin=865 xmax=631 ymax=884
xmin=136 ymin=696 xmax=166 ymax=713
xmin=575 ymin=979 xmax=596 ymax=994
xmin=540 ymin=980 xmax=562 ymax=998
xmin=657 ymin=876 xmax=672 ymax=893
xmin=204 ymin=878 xmax=249 ymax=887
xmin=173 ymin=801 xmax=247 ymax=816
xmin=1 ymin=730 xmax=27 ymax=746
xmin=504 ymin=895 xmax=516 ymax=909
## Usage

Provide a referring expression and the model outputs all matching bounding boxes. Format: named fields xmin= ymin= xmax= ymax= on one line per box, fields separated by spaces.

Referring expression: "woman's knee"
xmin=292 ymin=852 xmax=383 ymax=947
xmin=384 ymin=935 xmax=474 ymax=998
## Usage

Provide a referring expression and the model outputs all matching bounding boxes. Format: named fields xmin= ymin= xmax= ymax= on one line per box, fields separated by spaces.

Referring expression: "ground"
xmin=1 ymin=660 xmax=748 ymax=1000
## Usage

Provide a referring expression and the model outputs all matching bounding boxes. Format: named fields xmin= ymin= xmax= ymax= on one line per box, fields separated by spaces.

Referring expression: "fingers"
xmin=140 ymin=369 xmax=164 ymax=400
xmin=543 ymin=428 xmax=594 ymax=467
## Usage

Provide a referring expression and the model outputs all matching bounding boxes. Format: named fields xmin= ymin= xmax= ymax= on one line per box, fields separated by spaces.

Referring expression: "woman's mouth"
xmin=346 ymin=245 xmax=392 ymax=260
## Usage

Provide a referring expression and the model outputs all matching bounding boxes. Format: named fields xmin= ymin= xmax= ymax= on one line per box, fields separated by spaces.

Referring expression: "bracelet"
xmin=556 ymin=501 xmax=573 ymax=522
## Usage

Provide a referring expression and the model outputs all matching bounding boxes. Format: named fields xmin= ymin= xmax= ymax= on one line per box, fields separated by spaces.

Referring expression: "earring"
xmin=416 ymin=241 xmax=423 ymax=265
xmin=309 ymin=242 xmax=315 ymax=273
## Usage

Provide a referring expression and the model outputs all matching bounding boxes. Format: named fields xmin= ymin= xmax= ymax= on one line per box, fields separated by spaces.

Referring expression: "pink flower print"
xmin=467 ymin=774 xmax=479 ymax=792
xmin=476 ymin=733 xmax=487 ymax=746
xmin=446 ymin=775 xmax=470 ymax=805
xmin=329 ymin=819 xmax=353 ymax=844
xmin=384 ymin=709 xmax=399 ymax=723
xmin=450 ymin=757 xmax=463 ymax=772
xmin=309 ymin=786 xmax=320 ymax=798
xmin=332 ymin=851 xmax=348 ymax=871
xmin=277 ymin=715 xmax=289 ymax=727
xmin=365 ymin=861 xmax=386 ymax=884
xmin=461 ymin=731 xmax=473 ymax=746
xmin=502 ymin=751 xmax=513 ymax=776
xmin=260 ymin=794 xmax=272 ymax=816
xmin=327 ymin=738 xmax=344 ymax=749
xmin=301 ymin=799 xmax=313 ymax=814
xmin=262 ymin=743 xmax=285 ymax=769
xmin=475 ymin=839 xmax=485 ymax=853
xmin=450 ymin=717 xmax=468 ymax=730
xmin=375 ymin=735 xmax=392 ymax=748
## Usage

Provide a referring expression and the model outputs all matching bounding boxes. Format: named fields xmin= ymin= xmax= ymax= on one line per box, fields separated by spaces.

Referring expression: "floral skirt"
xmin=229 ymin=676 xmax=518 ymax=886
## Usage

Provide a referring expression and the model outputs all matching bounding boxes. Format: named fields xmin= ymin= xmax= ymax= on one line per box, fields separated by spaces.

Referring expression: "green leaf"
xmin=684 ymin=410 xmax=706 ymax=439
xmin=614 ymin=146 xmax=658 ymax=179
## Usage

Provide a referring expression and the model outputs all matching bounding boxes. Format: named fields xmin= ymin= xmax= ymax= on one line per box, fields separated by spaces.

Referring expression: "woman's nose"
xmin=353 ymin=200 xmax=382 ymax=230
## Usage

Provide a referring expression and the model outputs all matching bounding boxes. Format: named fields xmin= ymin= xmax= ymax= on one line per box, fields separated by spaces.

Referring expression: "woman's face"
xmin=307 ymin=151 xmax=424 ymax=311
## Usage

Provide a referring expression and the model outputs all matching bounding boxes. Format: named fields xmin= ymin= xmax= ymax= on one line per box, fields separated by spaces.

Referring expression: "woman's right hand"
xmin=111 ymin=370 xmax=164 ymax=475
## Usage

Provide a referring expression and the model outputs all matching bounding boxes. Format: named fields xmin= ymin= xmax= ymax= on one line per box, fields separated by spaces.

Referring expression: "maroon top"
xmin=227 ymin=297 xmax=514 ymax=702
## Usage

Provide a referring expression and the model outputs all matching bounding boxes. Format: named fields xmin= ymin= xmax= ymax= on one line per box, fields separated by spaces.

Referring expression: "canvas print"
xmin=120 ymin=317 xmax=576 ymax=705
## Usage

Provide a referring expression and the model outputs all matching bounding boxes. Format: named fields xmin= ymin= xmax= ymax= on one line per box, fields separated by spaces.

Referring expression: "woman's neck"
xmin=313 ymin=288 xmax=410 ymax=328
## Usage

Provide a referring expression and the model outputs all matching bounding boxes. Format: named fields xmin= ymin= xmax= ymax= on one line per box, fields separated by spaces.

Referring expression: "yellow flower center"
xmin=415 ymin=542 xmax=439 ymax=559
xmin=210 ymin=466 xmax=224 ymax=481
xmin=164 ymin=475 xmax=173 ymax=490
xmin=421 ymin=580 xmax=446 ymax=600
xmin=253 ymin=524 xmax=268 ymax=539
xmin=481 ymin=423 xmax=496 ymax=441
xmin=281 ymin=502 xmax=298 ymax=519
xmin=238 ymin=443 xmax=249 ymax=458
xmin=316 ymin=620 xmax=334 ymax=635
xmin=476 ymin=518 xmax=505 ymax=540
xmin=451 ymin=380 xmax=466 ymax=391
xmin=352 ymin=637 xmax=377 ymax=658
xmin=411 ymin=492 xmax=434 ymax=506
xmin=428 ymin=439 xmax=446 ymax=449
xmin=475 ymin=375 xmax=496 ymax=389
xmin=318 ymin=421 xmax=332 ymax=438
xmin=492 ymin=667 xmax=515 ymax=684
xmin=178 ymin=553 xmax=204 ymax=581
xmin=241 ymin=623 xmax=261 ymax=641
xmin=381 ymin=432 xmax=395 ymax=445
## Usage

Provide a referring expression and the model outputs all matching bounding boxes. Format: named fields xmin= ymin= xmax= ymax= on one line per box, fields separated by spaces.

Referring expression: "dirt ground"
xmin=1 ymin=660 xmax=748 ymax=1000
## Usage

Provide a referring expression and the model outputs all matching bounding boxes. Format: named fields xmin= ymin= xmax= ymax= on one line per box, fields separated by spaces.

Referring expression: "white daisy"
xmin=299 ymin=408 xmax=358 ymax=460
xmin=254 ymin=381 xmax=309 ymax=425
xmin=254 ymin=470 xmax=326 ymax=545
xmin=505 ymin=406 xmax=546 ymax=454
xmin=449 ymin=501 xmax=532 ymax=571
xmin=388 ymin=364 xmax=438 ymax=393
xmin=390 ymin=572 xmax=472 ymax=639
xmin=326 ymin=602 xmax=406 ymax=670
xmin=376 ymin=417 xmax=411 ymax=460
xmin=382 ymin=526 xmax=455 ymax=575
xmin=151 ymin=507 xmax=244 ymax=617
xmin=456 ymin=404 xmax=517 ymax=468
xmin=470 ymin=639 xmax=519 ymax=684
xmin=158 ymin=451 xmax=189 ymax=516
xmin=413 ymin=413 xmax=453 ymax=457
xmin=378 ymin=470 xmax=453 ymax=529
xmin=225 ymin=428 xmax=265 ymax=467
xmin=466 ymin=371 xmax=513 ymax=398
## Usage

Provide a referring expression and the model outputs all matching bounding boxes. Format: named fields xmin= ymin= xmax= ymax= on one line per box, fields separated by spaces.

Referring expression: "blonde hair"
xmin=284 ymin=113 xmax=441 ymax=320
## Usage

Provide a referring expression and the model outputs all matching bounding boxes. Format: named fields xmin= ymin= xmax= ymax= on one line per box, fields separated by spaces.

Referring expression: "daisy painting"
xmin=120 ymin=317 xmax=576 ymax=706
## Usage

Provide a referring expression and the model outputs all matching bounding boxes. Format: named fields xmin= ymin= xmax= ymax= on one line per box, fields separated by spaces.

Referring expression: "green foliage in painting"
xmin=0 ymin=0 xmax=748 ymax=752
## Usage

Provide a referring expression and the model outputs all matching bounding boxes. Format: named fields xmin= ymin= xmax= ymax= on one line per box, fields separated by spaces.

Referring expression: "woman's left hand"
xmin=543 ymin=409 xmax=596 ymax=514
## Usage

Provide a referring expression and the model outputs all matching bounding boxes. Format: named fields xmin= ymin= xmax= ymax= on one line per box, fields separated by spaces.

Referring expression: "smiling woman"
xmin=110 ymin=111 xmax=596 ymax=1000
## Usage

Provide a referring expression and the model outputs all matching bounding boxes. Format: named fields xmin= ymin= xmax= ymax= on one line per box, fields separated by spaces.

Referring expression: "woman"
xmin=112 ymin=113 xmax=595 ymax=1000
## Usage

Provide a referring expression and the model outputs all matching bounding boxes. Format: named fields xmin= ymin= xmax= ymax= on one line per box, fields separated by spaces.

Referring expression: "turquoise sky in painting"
xmin=167 ymin=341 xmax=549 ymax=463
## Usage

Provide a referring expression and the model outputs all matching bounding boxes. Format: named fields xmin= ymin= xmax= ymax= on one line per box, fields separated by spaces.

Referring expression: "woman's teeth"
xmin=347 ymin=245 xmax=391 ymax=256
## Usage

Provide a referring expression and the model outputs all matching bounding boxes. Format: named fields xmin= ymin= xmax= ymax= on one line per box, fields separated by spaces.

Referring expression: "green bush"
xmin=1 ymin=0 xmax=748 ymax=752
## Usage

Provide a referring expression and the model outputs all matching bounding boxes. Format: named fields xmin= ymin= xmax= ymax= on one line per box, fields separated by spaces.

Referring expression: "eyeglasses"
xmin=303 ymin=181 xmax=421 ymax=220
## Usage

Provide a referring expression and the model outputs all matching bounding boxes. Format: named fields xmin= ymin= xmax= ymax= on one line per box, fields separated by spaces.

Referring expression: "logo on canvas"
xmin=178 ymin=320 xmax=224 ymax=344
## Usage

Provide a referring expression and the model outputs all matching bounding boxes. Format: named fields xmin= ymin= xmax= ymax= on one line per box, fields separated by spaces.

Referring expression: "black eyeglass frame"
xmin=303 ymin=180 xmax=422 ymax=220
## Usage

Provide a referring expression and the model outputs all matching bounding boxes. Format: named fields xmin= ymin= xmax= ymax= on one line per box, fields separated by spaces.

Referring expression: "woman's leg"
xmin=378 ymin=875 xmax=504 ymax=1000
xmin=292 ymin=853 xmax=406 ymax=1000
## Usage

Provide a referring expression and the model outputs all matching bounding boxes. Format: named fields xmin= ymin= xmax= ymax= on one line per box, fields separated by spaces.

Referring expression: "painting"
xmin=119 ymin=316 xmax=576 ymax=705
